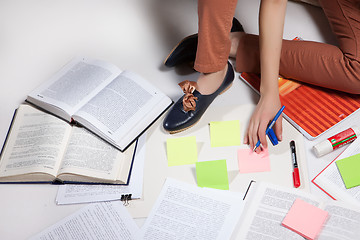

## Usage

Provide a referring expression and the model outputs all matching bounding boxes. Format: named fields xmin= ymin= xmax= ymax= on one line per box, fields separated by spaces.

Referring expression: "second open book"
xmin=312 ymin=137 xmax=360 ymax=206
xmin=0 ymin=104 xmax=135 ymax=184
xmin=26 ymin=57 xmax=172 ymax=151
xmin=235 ymin=181 xmax=360 ymax=239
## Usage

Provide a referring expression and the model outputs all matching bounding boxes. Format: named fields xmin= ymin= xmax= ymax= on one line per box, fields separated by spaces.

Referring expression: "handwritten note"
xmin=196 ymin=159 xmax=229 ymax=190
xmin=238 ymin=148 xmax=270 ymax=173
xmin=209 ymin=120 xmax=241 ymax=147
xmin=166 ymin=136 xmax=198 ymax=166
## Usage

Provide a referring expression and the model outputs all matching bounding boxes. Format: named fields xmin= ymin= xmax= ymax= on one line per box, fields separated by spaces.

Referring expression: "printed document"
xmin=139 ymin=178 xmax=245 ymax=239
xmin=29 ymin=201 xmax=139 ymax=240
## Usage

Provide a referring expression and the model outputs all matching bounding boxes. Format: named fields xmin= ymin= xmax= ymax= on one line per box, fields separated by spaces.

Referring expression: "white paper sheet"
xmin=139 ymin=178 xmax=245 ymax=240
xmin=29 ymin=201 xmax=140 ymax=240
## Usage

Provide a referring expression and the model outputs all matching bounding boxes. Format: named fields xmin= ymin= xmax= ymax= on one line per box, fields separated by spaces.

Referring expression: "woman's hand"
xmin=245 ymin=0 xmax=287 ymax=152
xmin=244 ymin=92 xmax=282 ymax=152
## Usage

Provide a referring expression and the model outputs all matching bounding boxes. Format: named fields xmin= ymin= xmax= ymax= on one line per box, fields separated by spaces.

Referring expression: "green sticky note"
xmin=210 ymin=120 xmax=241 ymax=147
xmin=166 ymin=136 xmax=198 ymax=166
xmin=336 ymin=153 xmax=360 ymax=189
xmin=196 ymin=159 xmax=229 ymax=190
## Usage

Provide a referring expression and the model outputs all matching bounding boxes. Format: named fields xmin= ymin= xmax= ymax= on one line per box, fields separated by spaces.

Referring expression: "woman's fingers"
xmin=274 ymin=115 xmax=283 ymax=142
xmin=245 ymin=95 xmax=282 ymax=153
xmin=258 ymin=118 xmax=268 ymax=149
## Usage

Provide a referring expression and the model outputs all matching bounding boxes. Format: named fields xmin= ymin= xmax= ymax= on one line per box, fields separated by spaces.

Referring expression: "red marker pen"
xmin=290 ymin=140 xmax=300 ymax=188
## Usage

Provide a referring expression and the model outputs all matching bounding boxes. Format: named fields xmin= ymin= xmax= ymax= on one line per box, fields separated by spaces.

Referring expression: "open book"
xmin=240 ymin=73 xmax=360 ymax=140
xmin=234 ymin=181 xmax=360 ymax=240
xmin=27 ymin=57 xmax=172 ymax=151
xmin=0 ymin=104 xmax=135 ymax=184
xmin=55 ymin=133 xmax=147 ymax=204
xmin=312 ymin=137 xmax=360 ymax=206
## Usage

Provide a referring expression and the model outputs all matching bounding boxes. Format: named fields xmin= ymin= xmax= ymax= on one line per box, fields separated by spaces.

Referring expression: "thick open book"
xmin=27 ymin=57 xmax=173 ymax=151
xmin=312 ymin=137 xmax=360 ymax=205
xmin=240 ymin=73 xmax=360 ymax=140
xmin=55 ymin=133 xmax=147 ymax=204
xmin=234 ymin=181 xmax=360 ymax=240
xmin=0 ymin=104 xmax=136 ymax=184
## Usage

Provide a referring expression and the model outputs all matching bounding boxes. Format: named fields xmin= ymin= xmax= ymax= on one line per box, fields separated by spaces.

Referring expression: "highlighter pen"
xmin=290 ymin=140 xmax=301 ymax=188
xmin=253 ymin=105 xmax=285 ymax=151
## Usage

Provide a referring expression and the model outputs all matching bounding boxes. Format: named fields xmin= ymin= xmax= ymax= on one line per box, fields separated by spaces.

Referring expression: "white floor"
xmin=0 ymin=0 xmax=356 ymax=239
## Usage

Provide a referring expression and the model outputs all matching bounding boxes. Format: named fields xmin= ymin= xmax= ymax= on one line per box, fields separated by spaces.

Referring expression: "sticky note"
xmin=238 ymin=148 xmax=270 ymax=173
xmin=209 ymin=120 xmax=241 ymax=147
xmin=196 ymin=159 xmax=229 ymax=190
xmin=282 ymin=198 xmax=328 ymax=240
xmin=336 ymin=153 xmax=360 ymax=189
xmin=166 ymin=136 xmax=198 ymax=166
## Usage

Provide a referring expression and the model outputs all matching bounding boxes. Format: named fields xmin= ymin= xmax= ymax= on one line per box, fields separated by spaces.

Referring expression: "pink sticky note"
xmin=238 ymin=148 xmax=270 ymax=173
xmin=282 ymin=199 xmax=328 ymax=240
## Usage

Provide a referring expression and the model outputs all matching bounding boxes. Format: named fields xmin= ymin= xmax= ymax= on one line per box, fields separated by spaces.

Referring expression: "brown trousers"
xmin=194 ymin=0 xmax=360 ymax=94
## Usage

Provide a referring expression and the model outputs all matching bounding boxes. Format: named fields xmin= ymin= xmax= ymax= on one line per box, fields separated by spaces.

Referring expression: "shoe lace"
xmin=179 ymin=80 xmax=198 ymax=112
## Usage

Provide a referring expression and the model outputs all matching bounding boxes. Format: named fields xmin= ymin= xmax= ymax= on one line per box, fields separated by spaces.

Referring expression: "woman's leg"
xmin=162 ymin=0 xmax=239 ymax=133
xmin=236 ymin=0 xmax=360 ymax=94
xmin=194 ymin=0 xmax=238 ymax=94
xmin=195 ymin=0 xmax=238 ymax=72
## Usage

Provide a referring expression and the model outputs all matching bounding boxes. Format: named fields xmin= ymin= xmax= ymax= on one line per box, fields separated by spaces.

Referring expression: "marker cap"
xmin=293 ymin=168 xmax=300 ymax=188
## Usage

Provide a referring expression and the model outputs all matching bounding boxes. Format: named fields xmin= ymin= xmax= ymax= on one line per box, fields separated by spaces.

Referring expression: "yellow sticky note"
xmin=210 ymin=120 xmax=241 ymax=147
xmin=166 ymin=136 xmax=198 ymax=166
xmin=196 ymin=159 xmax=229 ymax=190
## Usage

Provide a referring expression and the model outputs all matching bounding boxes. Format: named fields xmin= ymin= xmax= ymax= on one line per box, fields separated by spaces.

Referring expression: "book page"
xmin=27 ymin=57 xmax=122 ymax=121
xmin=0 ymin=104 xmax=71 ymax=180
xmin=318 ymin=201 xmax=360 ymax=240
xmin=139 ymin=178 xmax=245 ymax=240
xmin=57 ymin=127 xmax=135 ymax=184
xmin=74 ymin=70 xmax=172 ymax=150
xmin=235 ymin=181 xmax=322 ymax=239
xmin=56 ymin=133 xmax=146 ymax=204
xmin=28 ymin=201 xmax=139 ymax=240
xmin=312 ymin=138 xmax=360 ymax=206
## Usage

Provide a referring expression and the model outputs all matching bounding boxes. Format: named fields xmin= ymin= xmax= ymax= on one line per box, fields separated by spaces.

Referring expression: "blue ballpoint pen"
xmin=253 ymin=105 xmax=286 ymax=151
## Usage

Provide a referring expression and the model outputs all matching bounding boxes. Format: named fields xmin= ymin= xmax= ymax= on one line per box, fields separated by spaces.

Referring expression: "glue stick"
xmin=313 ymin=126 xmax=360 ymax=157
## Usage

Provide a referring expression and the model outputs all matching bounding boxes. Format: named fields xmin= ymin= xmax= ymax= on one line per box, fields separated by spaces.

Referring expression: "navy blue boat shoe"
xmin=163 ymin=61 xmax=235 ymax=133
xmin=164 ymin=17 xmax=244 ymax=68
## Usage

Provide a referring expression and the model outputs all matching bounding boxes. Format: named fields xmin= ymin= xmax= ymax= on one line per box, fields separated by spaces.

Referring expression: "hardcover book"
xmin=240 ymin=72 xmax=360 ymax=140
xmin=27 ymin=57 xmax=173 ymax=151
xmin=0 ymin=104 xmax=136 ymax=184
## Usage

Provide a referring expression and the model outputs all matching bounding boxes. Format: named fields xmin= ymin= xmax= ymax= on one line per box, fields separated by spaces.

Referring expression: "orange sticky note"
xmin=282 ymin=199 xmax=328 ymax=240
xmin=238 ymin=148 xmax=270 ymax=173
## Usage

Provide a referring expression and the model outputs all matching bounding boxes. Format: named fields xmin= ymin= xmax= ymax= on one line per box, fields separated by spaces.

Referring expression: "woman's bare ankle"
xmin=196 ymin=65 xmax=228 ymax=95
xmin=230 ymin=32 xmax=244 ymax=58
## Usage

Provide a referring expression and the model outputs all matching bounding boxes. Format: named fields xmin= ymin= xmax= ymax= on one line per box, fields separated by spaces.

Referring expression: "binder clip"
xmin=121 ymin=194 xmax=132 ymax=206
xmin=267 ymin=127 xmax=278 ymax=146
